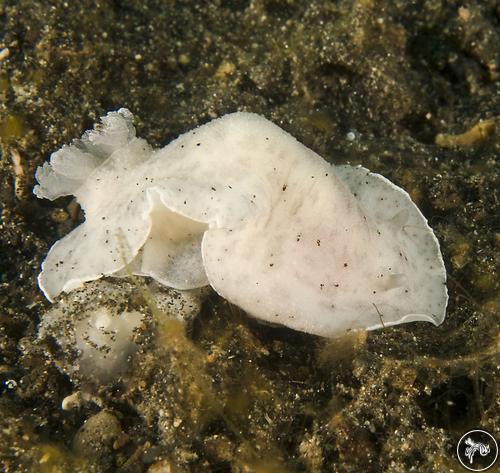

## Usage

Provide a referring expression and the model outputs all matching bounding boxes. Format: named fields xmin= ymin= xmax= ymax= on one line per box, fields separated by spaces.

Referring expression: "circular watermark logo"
xmin=456 ymin=429 xmax=498 ymax=471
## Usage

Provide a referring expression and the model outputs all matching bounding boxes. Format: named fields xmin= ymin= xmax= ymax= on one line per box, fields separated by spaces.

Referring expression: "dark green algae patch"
xmin=0 ymin=0 xmax=498 ymax=471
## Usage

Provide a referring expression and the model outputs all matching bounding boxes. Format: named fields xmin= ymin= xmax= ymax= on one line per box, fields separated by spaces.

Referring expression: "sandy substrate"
xmin=0 ymin=1 xmax=498 ymax=472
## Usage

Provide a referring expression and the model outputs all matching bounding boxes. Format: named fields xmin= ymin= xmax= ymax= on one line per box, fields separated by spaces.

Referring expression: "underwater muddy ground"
xmin=0 ymin=0 xmax=498 ymax=471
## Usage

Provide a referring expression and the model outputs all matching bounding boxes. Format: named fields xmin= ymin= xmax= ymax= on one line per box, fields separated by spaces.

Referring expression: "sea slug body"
xmin=34 ymin=109 xmax=448 ymax=337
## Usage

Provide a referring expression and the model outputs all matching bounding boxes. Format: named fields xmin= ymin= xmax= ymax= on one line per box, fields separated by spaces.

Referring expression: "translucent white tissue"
xmin=34 ymin=110 xmax=448 ymax=337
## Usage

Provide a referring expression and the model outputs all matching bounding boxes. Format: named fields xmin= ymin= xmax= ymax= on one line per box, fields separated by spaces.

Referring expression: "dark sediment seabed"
xmin=0 ymin=1 xmax=498 ymax=472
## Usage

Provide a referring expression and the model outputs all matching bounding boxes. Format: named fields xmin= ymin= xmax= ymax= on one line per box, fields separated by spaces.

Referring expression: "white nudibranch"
xmin=34 ymin=109 xmax=448 ymax=338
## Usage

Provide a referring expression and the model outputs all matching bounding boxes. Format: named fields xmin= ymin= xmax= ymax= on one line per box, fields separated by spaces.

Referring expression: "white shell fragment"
xmin=34 ymin=109 xmax=448 ymax=337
